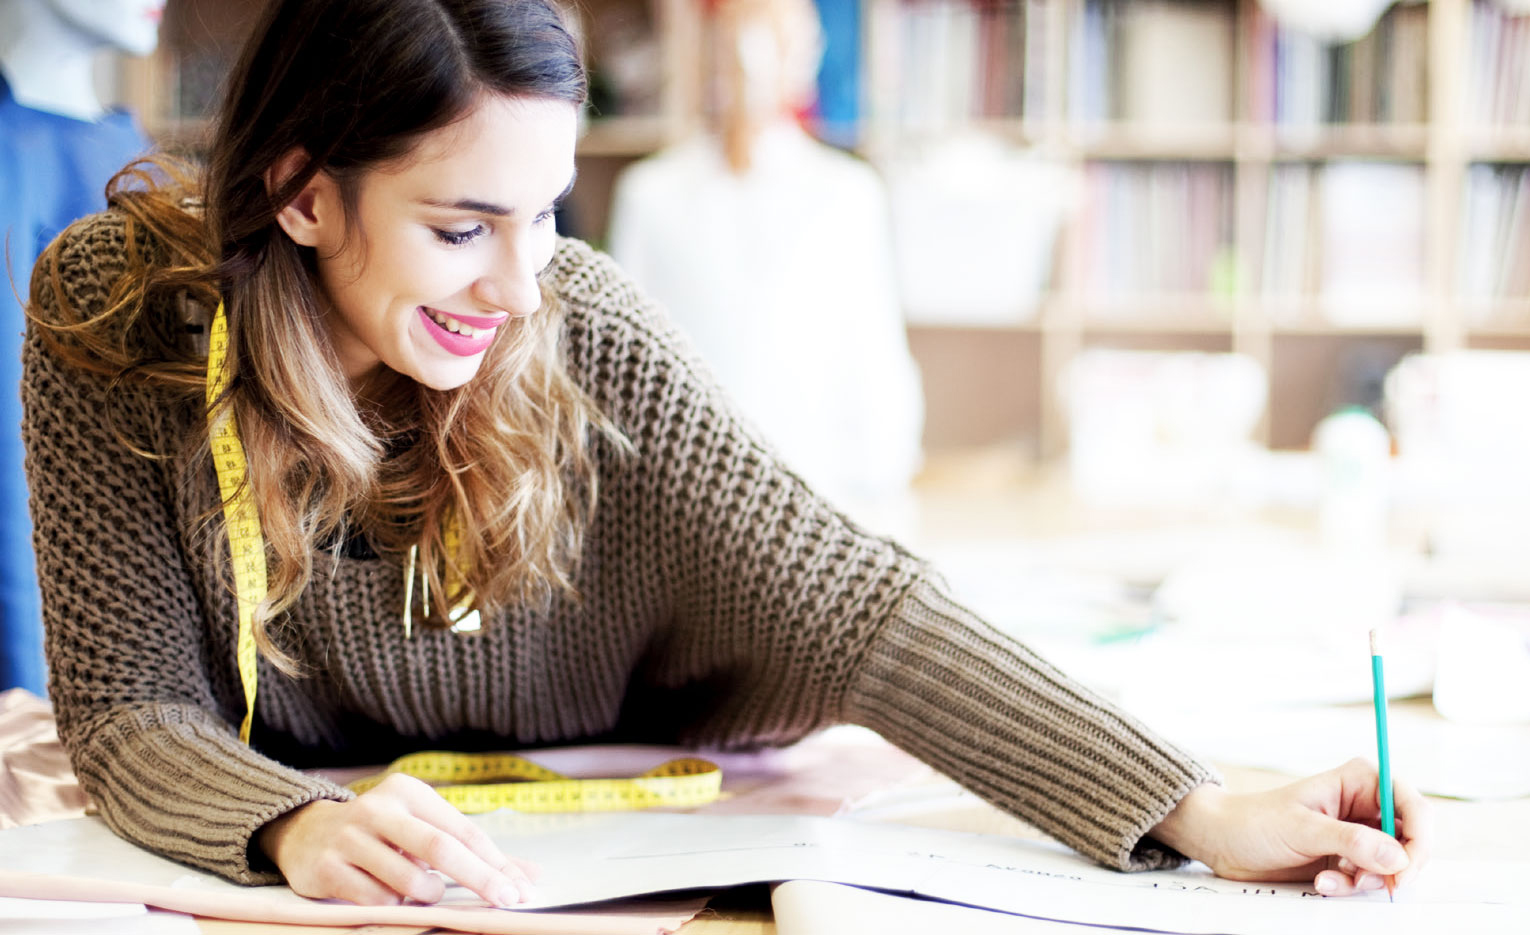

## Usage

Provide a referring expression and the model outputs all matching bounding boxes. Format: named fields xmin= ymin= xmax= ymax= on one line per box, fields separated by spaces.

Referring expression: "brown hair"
xmin=29 ymin=0 xmax=625 ymax=673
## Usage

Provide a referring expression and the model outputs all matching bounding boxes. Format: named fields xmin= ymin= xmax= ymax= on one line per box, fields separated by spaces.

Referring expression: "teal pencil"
xmin=1370 ymin=628 xmax=1396 ymax=902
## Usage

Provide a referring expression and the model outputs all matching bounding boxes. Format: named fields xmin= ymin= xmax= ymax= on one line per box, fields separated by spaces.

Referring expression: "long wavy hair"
xmin=28 ymin=0 xmax=625 ymax=673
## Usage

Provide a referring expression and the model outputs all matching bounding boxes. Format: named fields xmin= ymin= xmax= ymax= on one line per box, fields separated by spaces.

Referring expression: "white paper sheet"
xmin=2 ymin=813 xmax=1525 ymax=935
xmin=465 ymin=812 xmax=1526 ymax=934
xmin=773 ymin=881 xmax=1081 ymax=934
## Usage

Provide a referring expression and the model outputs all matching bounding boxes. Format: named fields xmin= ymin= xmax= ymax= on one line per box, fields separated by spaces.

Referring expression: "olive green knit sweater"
xmin=23 ymin=210 xmax=1215 ymax=885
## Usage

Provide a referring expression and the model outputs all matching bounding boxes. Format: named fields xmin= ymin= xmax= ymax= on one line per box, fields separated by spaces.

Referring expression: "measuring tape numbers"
xmin=347 ymin=752 xmax=723 ymax=814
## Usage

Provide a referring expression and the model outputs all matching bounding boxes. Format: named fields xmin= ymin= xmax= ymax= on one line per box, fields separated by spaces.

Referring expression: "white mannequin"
xmin=609 ymin=0 xmax=924 ymax=536
xmin=0 ymin=0 xmax=163 ymax=120
xmin=1258 ymin=0 xmax=1394 ymax=41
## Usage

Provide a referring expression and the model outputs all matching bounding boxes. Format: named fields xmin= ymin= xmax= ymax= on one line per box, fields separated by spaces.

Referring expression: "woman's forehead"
xmin=371 ymin=95 xmax=578 ymax=202
xmin=379 ymin=95 xmax=575 ymax=184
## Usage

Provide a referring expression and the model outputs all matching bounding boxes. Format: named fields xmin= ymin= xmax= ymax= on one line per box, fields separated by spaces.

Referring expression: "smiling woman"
xmin=19 ymin=0 xmax=1431 ymax=915
xmin=271 ymin=95 xmax=578 ymax=389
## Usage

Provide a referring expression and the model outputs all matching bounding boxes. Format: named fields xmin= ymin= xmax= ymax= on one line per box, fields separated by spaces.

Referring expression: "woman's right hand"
xmin=256 ymin=773 xmax=539 ymax=906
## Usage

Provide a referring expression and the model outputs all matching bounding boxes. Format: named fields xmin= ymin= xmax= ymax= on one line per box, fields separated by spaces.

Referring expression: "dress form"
xmin=608 ymin=0 xmax=923 ymax=535
xmin=0 ymin=0 xmax=157 ymax=694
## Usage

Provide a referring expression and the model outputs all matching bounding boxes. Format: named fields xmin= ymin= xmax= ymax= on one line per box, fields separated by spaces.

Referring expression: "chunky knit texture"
xmin=24 ymin=210 xmax=1217 ymax=885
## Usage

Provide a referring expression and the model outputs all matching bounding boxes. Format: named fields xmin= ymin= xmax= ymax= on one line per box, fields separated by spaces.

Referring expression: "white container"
xmin=1312 ymin=406 xmax=1393 ymax=553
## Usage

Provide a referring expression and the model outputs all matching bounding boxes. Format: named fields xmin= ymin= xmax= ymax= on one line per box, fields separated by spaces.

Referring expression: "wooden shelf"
xmin=1251 ymin=298 xmax=1429 ymax=335
xmin=1068 ymin=124 xmax=1240 ymax=160
xmin=577 ymin=116 xmax=669 ymax=157
xmin=1463 ymin=127 xmax=1530 ymax=162
xmin=1073 ymin=295 xmax=1236 ymax=332
xmin=1241 ymin=122 xmax=1431 ymax=161
xmin=1462 ymin=300 xmax=1530 ymax=335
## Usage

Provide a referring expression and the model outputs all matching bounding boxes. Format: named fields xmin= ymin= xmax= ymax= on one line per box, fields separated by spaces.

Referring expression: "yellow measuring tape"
xmin=206 ymin=303 xmax=263 ymax=745
xmin=204 ymin=302 xmax=722 ymax=811
xmin=347 ymin=753 xmax=723 ymax=814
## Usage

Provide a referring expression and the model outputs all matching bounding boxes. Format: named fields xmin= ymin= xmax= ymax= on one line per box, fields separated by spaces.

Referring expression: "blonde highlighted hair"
xmin=29 ymin=0 xmax=625 ymax=673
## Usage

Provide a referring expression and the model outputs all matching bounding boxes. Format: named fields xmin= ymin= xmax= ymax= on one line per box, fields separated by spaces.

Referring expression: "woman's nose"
xmin=474 ymin=250 xmax=542 ymax=319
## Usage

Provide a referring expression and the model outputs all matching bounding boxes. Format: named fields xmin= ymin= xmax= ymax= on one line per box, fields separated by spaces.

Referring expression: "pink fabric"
xmin=311 ymin=728 xmax=935 ymax=819
xmin=0 ymin=871 xmax=706 ymax=934
xmin=0 ymin=689 xmax=89 ymax=828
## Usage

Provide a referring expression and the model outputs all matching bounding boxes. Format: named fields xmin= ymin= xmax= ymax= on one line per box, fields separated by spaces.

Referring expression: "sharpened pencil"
xmin=1370 ymin=628 xmax=1397 ymax=902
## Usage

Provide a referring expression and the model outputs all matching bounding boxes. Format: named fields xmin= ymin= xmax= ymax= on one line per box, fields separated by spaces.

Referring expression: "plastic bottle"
xmin=1312 ymin=406 xmax=1393 ymax=553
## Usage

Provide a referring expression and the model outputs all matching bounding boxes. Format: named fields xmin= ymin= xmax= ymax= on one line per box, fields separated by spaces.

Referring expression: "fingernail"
xmin=493 ymin=884 xmax=521 ymax=908
xmin=1357 ymin=873 xmax=1379 ymax=890
xmin=1316 ymin=877 xmax=1337 ymax=895
xmin=516 ymin=879 xmax=538 ymax=903
xmin=1377 ymin=841 xmax=1408 ymax=872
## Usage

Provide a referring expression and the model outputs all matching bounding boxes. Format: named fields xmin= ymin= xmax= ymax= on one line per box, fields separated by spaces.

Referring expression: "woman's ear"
xmin=266 ymin=149 xmax=340 ymax=249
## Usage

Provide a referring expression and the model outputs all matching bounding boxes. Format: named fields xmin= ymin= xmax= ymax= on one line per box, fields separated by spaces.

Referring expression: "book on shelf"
xmin=1469 ymin=0 xmax=1530 ymax=128
xmin=1071 ymin=0 xmax=1233 ymax=128
xmin=1316 ymin=161 xmax=1426 ymax=326
xmin=1244 ymin=1 xmax=1427 ymax=129
xmin=1258 ymin=164 xmax=1317 ymax=310
xmin=1459 ymin=164 xmax=1530 ymax=320
xmin=870 ymin=0 xmax=1045 ymax=134
xmin=1076 ymin=161 xmax=1235 ymax=304
xmin=1255 ymin=161 xmax=1425 ymax=327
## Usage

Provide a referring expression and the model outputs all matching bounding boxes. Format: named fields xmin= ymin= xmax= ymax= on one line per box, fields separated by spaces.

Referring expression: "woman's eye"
xmin=433 ymin=225 xmax=486 ymax=246
xmin=534 ymin=207 xmax=557 ymax=226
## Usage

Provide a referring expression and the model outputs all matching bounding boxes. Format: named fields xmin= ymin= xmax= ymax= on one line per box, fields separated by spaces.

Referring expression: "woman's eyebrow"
xmin=418 ymin=170 xmax=578 ymax=217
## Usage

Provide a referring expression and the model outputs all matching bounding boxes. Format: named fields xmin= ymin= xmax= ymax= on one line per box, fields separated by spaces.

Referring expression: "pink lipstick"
xmin=417 ymin=306 xmax=502 ymax=357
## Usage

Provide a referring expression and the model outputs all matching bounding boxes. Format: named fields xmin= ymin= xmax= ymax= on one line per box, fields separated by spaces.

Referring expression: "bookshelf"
xmin=119 ymin=0 xmax=1530 ymax=455
xmin=861 ymin=0 xmax=1530 ymax=452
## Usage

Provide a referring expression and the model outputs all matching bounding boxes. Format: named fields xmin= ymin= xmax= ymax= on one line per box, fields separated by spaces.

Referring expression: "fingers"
xmin=270 ymin=777 xmax=538 ymax=907
xmin=509 ymin=856 xmax=543 ymax=884
xmin=343 ymin=830 xmax=447 ymax=905
xmin=1315 ymin=869 xmax=1390 ymax=896
xmin=368 ymin=774 xmax=534 ymax=906
xmin=314 ymin=865 xmax=404 ymax=907
xmin=1298 ymin=809 xmax=1410 ymax=880
xmin=1325 ymin=760 xmax=1433 ymax=890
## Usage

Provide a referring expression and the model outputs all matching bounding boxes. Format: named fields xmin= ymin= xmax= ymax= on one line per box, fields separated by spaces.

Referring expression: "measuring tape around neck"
xmin=206 ymin=302 xmax=264 ymax=744
xmin=203 ymin=303 xmax=722 ymax=813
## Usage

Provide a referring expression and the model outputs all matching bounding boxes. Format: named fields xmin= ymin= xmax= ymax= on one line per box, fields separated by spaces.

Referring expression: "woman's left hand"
xmin=1148 ymin=757 xmax=1433 ymax=896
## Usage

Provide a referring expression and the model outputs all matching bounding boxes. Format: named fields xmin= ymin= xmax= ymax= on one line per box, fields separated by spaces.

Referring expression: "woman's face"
xmin=308 ymin=95 xmax=578 ymax=391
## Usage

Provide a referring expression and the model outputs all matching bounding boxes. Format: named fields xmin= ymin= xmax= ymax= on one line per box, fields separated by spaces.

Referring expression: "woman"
xmin=24 ymin=0 xmax=1428 ymax=910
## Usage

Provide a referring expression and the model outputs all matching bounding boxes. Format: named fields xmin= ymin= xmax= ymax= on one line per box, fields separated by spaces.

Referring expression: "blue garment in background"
xmin=0 ymin=73 xmax=151 ymax=695
xmin=813 ymin=0 xmax=860 ymax=149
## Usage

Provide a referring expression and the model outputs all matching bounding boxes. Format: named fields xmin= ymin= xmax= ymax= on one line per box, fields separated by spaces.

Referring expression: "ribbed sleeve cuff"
xmin=844 ymin=578 xmax=1221 ymax=872
xmin=72 ymin=704 xmax=355 ymax=884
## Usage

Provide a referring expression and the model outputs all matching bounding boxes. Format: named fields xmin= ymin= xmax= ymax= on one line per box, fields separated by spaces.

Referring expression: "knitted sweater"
xmin=23 ymin=209 xmax=1217 ymax=885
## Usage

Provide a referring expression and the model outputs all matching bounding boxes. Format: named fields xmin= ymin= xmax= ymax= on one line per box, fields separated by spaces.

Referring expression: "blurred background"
xmin=6 ymin=0 xmax=1530 ymax=808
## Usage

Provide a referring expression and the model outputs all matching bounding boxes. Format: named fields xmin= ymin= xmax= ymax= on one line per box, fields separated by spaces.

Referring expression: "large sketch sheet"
xmin=464 ymin=812 xmax=1524 ymax=935
xmin=2 ymin=813 xmax=1524 ymax=935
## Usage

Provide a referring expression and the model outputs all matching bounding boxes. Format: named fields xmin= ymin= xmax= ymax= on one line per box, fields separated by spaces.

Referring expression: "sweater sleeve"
xmin=23 ymin=214 xmax=353 ymax=885
xmin=552 ymin=239 xmax=1218 ymax=872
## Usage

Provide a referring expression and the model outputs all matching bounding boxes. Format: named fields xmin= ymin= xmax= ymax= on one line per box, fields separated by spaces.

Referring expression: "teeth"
xmin=427 ymin=308 xmax=480 ymax=338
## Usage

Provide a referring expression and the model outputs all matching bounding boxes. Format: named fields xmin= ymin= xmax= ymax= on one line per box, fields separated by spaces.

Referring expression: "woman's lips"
xmin=418 ymin=306 xmax=499 ymax=357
